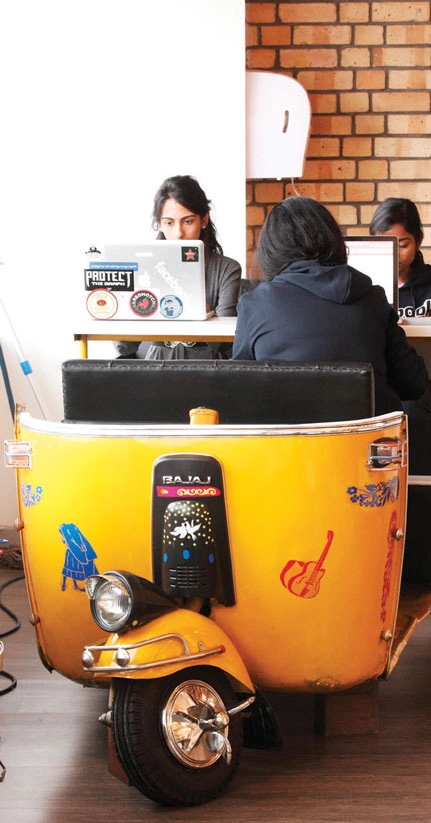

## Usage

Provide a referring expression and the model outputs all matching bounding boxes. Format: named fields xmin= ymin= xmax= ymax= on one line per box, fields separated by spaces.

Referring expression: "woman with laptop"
xmin=370 ymin=198 xmax=431 ymax=320
xmin=232 ymin=196 xmax=428 ymax=415
xmin=370 ymin=198 xmax=431 ymax=418
xmin=114 ymin=175 xmax=241 ymax=359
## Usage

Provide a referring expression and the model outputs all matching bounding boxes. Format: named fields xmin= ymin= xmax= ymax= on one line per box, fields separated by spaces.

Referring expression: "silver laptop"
xmin=84 ymin=240 xmax=207 ymax=320
xmin=345 ymin=235 xmax=398 ymax=313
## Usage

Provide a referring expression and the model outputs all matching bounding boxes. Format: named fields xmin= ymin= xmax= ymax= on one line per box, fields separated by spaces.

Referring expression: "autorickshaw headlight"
xmin=86 ymin=572 xmax=133 ymax=632
xmin=85 ymin=570 xmax=178 ymax=633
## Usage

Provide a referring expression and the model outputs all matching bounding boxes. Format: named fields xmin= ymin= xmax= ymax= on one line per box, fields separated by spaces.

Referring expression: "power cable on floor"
xmin=0 ymin=573 xmax=25 ymax=696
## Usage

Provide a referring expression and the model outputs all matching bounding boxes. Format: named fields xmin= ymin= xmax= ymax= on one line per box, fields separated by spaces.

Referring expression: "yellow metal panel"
xmin=91 ymin=609 xmax=255 ymax=692
xmin=15 ymin=414 xmax=406 ymax=691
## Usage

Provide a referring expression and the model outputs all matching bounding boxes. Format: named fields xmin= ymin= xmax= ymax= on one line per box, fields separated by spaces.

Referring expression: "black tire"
xmin=111 ymin=666 xmax=243 ymax=806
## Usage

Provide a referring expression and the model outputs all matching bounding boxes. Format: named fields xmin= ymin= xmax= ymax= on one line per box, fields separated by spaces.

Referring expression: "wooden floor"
xmin=1 ymin=567 xmax=430 ymax=823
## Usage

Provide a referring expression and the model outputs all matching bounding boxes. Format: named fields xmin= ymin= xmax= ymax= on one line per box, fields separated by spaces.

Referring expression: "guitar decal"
xmin=280 ymin=530 xmax=334 ymax=599
xmin=346 ymin=477 xmax=399 ymax=507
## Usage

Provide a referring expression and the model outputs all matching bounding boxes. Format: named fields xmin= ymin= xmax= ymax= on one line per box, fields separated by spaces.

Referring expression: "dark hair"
xmin=257 ymin=196 xmax=347 ymax=280
xmin=152 ymin=175 xmax=223 ymax=254
xmin=370 ymin=198 xmax=424 ymax=267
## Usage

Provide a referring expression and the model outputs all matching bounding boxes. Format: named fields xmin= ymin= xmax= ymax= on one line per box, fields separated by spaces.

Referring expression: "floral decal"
xmin=21 ymin=483 xmax=43 ymax=507
xmin=346 ymin=477 xmax=399 ymax=508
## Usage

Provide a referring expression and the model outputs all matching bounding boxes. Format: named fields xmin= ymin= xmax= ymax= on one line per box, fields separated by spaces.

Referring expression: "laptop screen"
xmin=84 ymin=240 xmax=207 ymax=320
xmin=344 ymin=235 xmax=399 ymax=313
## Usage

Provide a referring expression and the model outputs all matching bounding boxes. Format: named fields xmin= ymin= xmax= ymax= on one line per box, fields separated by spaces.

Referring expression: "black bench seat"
xmin=62 ymin=359 xmax=375 ymax=425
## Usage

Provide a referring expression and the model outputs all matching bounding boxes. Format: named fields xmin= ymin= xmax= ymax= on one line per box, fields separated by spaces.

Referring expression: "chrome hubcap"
xmin=162 ymin=679 xmax=231 ymax=768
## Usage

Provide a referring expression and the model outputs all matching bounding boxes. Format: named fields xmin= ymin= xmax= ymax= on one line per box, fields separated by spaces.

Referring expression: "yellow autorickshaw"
xmin=4 ymin=359 xmax=431 ymax=806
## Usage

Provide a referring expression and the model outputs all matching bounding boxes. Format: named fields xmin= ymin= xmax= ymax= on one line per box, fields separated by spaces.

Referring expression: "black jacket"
xmin=232 ymin=260 xmax=428 ymax=415
xmin=398 ymin=261 xmax=431 ymax=319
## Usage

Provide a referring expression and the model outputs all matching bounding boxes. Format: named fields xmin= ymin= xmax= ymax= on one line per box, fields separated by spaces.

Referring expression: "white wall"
xmin=0 ymin=0 xmax=245 ymax=524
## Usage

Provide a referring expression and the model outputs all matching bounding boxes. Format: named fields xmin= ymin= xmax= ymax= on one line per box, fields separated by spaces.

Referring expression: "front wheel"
xmin=111 ymin=666 xmax=243 ymax=806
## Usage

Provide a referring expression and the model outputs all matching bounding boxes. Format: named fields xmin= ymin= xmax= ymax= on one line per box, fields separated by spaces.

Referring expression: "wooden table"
xmin=398 ymin=321 xmax=431 ymax=372
xmin=74 ymin=317 xmax=431 ymax=358
xmin=73 ymin=316 xmax=238 ymax=357
xmin=400 ymin=317 xmax=431 ymax=339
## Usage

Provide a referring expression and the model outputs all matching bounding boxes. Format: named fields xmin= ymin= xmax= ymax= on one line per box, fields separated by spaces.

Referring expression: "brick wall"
xmin=245 ymin=1 xmax=431 ymax=274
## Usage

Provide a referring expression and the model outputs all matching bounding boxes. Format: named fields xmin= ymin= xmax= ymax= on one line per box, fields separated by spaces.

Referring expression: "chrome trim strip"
xmin=227 ymin=695 xmax=256 ymax=716
xmin=83 ymin=645 xmax=225 ymax=674
xmin=18 ymin=411 xmax=405 ymax=439
xmin=4 ymin=448 xmax=31 ymax=457
xmin=85 ymin=632 xmax=190 ymax=656
xmin=367 ymin=438 xmax=407 ymax=471
xmin=408 ymin=475 xmax=431 ymax=486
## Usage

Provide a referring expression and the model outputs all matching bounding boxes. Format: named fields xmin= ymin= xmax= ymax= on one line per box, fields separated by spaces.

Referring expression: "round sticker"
xmin=86 ymin=289 xmax=118 ymax=319
xmin=130 ymin=290 xmax=158 ymax=317
xmin=159 ymin=295 xmax=183 ymax=319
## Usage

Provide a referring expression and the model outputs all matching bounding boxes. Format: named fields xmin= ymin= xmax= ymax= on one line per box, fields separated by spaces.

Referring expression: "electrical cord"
xmin=0 ymin=573 xmax=25 ymax=696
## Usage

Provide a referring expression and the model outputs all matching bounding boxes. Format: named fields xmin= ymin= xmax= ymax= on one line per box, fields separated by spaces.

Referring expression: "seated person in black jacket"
xmin=370 ymin=198 xmax=431 ymax=418
xmin=370 ymin=197 xmax=431 ymax=320
xmin=232 ymin=196 xmax=429 ymax=416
